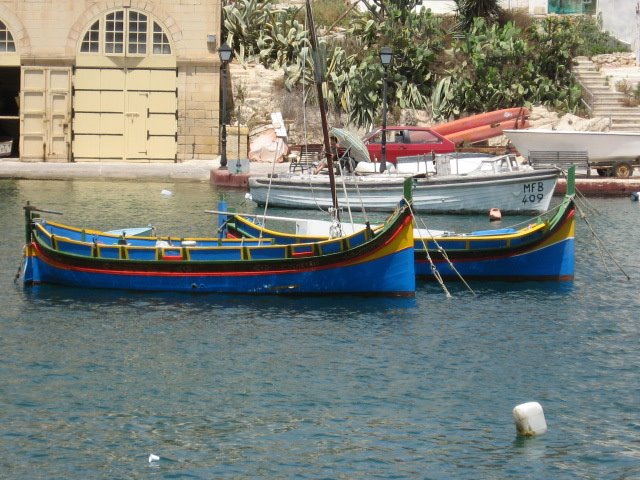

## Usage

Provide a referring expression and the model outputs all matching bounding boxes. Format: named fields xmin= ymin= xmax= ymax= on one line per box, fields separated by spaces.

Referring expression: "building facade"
xmin=0 ymin=0 xmax=222 ymax=162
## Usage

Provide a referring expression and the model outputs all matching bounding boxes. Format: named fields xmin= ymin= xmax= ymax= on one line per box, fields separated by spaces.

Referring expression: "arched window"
xmin=80 ymin=20 xmax=100 ymax=53
xmin=0 ymin=20 xmax=16 ymax=52
xmin=79 ymin=9 xmax=172 ymax=56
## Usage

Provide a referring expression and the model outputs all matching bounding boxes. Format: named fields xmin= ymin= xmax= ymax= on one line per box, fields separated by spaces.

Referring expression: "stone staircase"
xmin=573 ymin=56 xmax=640 ymax=132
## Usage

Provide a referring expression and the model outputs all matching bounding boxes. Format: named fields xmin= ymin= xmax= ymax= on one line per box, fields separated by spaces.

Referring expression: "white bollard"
xmin=513 ymin=401 xmax=547 ymax=436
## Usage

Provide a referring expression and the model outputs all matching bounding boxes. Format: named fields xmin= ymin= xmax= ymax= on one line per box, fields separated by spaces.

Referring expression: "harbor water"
xmin=0 ymin=179 xmax=638 ymax=479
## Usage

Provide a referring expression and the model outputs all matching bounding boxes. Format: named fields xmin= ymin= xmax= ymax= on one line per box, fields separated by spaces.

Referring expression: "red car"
xmin=362 ymin=126 xmax=456 ymax=163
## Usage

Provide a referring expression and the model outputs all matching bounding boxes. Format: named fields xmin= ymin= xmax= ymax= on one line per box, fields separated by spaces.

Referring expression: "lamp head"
xmin=218 ymin=42 xmax=233 ymax=63
xmin=380 ymin=47 xmax=393 ymax=67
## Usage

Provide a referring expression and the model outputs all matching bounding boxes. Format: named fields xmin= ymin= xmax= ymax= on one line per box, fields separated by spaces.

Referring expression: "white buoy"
xmin=245 ymin=192 xmax=253 ymax=201
xmin=148 ymin=453 xmax=160 ymax=463
xmin=161 ymin=189 xmax=173 ymax=197
xmin=489 ymin=208 xmax=502 ymax=221
xmin=513 ymin=401 xmax=547 ymax=436
xmin=631 ymin=192 xmax=639 ymax=201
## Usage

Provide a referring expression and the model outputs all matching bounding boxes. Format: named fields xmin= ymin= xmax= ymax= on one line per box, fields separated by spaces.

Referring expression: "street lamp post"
xmin=379 ymin=47 xmax=393 ymax=173
xmin=218 ymin=42 xmax=233 ymax=170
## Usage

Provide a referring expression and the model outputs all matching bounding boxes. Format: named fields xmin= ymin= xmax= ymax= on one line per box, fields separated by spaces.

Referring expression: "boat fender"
xmin=631 ymin=192 xmax=640 ymax=201
xmin=513 ymin=402 xmax=547 ymax=437
xmin=489 ymin=208 xmax=502 ymax=221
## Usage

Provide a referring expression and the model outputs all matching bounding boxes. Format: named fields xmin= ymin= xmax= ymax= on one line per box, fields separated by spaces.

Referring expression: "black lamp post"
xmin=379 ymin=46 xmax=393 ymax=173
xmin=218 ymin=42 xmax=233 ymax=169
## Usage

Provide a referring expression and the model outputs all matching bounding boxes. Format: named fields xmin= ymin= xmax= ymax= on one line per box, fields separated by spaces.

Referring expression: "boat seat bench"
xmin=289 ymin=144 xmax=324 ymax=173
xmin=527 ymin=151 xmax=591 ymax=175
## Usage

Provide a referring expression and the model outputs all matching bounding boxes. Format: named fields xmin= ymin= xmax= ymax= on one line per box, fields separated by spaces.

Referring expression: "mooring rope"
xmin=573 ymin=200 xmax=631 ymax=280
xmin=560 ymin=168 xmax=599 ymax=216
xmin=406 ymin=202 xmax=472 ymax=298
xmin=14 ymin=246 xmax=26 ymax=284
xmin=557 ymin=168 xmax=631 ymax=279
xmin=259 ymin=139 xmax=284 ymax=240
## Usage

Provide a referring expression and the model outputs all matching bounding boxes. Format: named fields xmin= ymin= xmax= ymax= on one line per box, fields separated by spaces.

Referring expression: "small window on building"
xmin=105 ymin=11 xmax=124 ymax=54
xmin=0 ymin=21 xmax=16 ymax=52
xmin=80 ymin=20 xmax=100 ymax=53
xmin=128 ymin=11 xmax=147 ymax=55
xmin=153 ymin=22 xmax=171 ymax=54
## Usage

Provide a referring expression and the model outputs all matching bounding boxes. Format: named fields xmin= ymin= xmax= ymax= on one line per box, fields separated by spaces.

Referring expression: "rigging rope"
xmin=573 ymin=199 xmax=631 ymax=280
xmin=259 ymin=139 xmax=284 ymax=240
xmin=14 ymin=246 xmax=26 ymax=284
xmin=407 ymin=203 xmax=460 ymax=298
xmin=559 ymin=167 xmax=630 ymax=280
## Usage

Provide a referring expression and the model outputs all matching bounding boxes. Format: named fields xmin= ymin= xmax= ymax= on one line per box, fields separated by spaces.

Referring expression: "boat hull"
xmin=249 ymin=169 xmax=559 ymax=214
xmin=23 ymin=205 xmax=416 ymax=296
xmin=504 ymin=129 xmax=640 ymax=162
xmin=414 ymin=208 xmax=575 ymax=281
xmin=24 ymin=242 xmax=415 ymax=294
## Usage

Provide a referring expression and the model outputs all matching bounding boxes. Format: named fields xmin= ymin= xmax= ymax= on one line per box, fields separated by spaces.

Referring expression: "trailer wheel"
xmin=597 ymin=168 xmax=608 ymax=177
xmin=612 ymin=162 xmax=633 ymax=178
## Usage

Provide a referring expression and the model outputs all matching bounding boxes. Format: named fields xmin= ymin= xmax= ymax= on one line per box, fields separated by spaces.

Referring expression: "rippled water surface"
xmin=1 ymin=179 xmax=639 ymax=479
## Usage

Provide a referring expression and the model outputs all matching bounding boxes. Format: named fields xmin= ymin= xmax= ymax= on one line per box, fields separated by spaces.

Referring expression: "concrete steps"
xmin=573 ymin=56 xmax=640 ymax=132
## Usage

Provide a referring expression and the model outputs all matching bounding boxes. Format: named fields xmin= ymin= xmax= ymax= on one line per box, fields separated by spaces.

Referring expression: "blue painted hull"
xmin=24 ymin=246 xmax=415 ymax=294
xmin=416 ymin=236 xmax=575 ymax=281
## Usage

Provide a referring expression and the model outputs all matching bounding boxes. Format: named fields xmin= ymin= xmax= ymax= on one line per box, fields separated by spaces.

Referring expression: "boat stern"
xmin=21 ymin=243 xmax=39 ymax=285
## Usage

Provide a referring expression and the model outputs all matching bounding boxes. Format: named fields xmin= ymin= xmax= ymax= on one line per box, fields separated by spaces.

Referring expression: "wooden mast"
xmin=305 ymin=0 xmax=340 ymax=220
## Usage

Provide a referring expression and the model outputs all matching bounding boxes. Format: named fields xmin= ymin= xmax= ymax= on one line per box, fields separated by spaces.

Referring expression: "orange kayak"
xmin=445 ymin=118 xmax=530 ymax=146
xmin=433 ymin=107 xmax=529 ymax=136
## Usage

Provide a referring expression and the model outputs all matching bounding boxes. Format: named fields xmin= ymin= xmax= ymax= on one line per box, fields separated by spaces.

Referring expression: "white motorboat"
xmin=249 ymin=154 xmax=560 ymax=214
xmin=504 ymin=129 xmax=640 ymax=177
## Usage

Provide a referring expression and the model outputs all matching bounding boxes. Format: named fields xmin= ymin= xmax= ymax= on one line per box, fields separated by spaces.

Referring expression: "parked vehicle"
xmin=358 ymin=126 xmax=456 ymax=163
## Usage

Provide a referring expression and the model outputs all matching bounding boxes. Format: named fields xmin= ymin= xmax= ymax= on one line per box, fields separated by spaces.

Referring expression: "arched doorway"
xmin=0 ymin=19 xmax=20 ymax=158
xmin=73 ymin=8 xmax=177 ymax=162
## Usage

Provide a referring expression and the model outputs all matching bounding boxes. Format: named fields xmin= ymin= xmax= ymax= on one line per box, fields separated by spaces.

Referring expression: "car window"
xmin=392 ymin=131 xmax=405 ymax=144
xmin=368 ymin=132 xmax=383 ymax=144
xmin=370 ymin=130 xmax=398 ymax=144
xmin=407 ymin=130 xmax=442 ymax=144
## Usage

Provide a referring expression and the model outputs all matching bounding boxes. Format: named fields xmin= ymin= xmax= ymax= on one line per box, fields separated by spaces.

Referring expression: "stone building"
xmin=0 ymin=0 xmax=223 ymax=162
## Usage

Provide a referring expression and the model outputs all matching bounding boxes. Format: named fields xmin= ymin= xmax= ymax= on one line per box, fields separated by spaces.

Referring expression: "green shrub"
xmin=572 ymin=16 xmax=630 ymax=56
xmin=223 ymin=1 xmax=629 ymax=128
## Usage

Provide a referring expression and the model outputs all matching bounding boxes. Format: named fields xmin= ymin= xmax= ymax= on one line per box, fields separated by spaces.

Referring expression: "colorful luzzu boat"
xmin=21 ymin=196 xmax=416 ymax=296
xmin=226 ymin=168 xmax=576 ymax=282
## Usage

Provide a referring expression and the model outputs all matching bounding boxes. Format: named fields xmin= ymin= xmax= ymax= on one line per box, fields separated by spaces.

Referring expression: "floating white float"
xmin=513 ymin=401 xmax=547 ymax=436
xmin=161 ymin=189 xmax=173 ymax=197
xmin=148 ymin=453 xmax=160 ymax=463
xmin=489 ymin=208 xmax=502 ymax=221
xmin=631 ymin=192 xmax=639 ymax=201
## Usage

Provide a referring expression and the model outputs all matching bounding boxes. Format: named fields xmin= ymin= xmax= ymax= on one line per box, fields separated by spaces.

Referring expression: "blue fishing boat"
xmin=21 ymin=195 xmax=415 ymax=296
xmin=225 ymin=169 xmax=576 ymax=282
